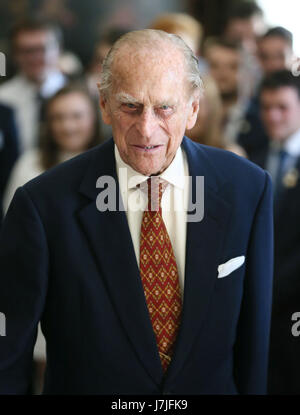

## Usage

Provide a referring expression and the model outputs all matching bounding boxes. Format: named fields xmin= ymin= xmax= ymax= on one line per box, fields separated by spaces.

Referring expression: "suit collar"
xmin=78 ymin=138 xmax=117 ymax=200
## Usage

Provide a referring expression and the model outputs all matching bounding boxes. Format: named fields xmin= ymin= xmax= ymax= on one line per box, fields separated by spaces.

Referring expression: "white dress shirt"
xmin=283 ymin=128 xmax=300 ymax=157
xmin=267 ymin=128 xmax=300 ymax=182
xmin=0 ymin=71 xmax=66 ymax=152
xmin=115 ymin=145 xmax=189 ymax=294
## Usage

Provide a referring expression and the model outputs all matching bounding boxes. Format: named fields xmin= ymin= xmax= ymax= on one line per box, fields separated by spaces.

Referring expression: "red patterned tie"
xmin=139 ymin=177 xmax=182 ymax=372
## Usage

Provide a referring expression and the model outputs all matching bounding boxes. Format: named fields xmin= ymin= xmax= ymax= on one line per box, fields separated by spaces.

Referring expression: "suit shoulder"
xmin=23 ymin=144 xmax=101 ymax=195
xmin=0 ymin=76 xmax=21 ymax=99
xmin=0 ymin=102 xmax=14 ymax=116
xmin=182 ymin=139 xmax=270 ymax=207
xmin=194 ymin=141 xmax=267 ymax=184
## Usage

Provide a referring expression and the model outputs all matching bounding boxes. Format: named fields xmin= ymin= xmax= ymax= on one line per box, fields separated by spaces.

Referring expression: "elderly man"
xmin=0 ymin=30 xmax=273 ymax=395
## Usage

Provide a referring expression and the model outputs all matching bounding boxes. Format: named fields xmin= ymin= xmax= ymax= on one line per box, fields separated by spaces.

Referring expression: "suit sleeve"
xmin=0 ymin=106 xmax=20 ymax=222
xmin=0 ymin=106 xmax=20 ymax=195
xmin=233 ymin=171 xmax=274 ymax=394
xmin=0 ymin=186 xmax=48 ymax=394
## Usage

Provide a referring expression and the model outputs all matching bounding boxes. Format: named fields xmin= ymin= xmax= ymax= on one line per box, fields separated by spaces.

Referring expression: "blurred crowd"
xmin=0 ymin=0 xmax=300 ymax=395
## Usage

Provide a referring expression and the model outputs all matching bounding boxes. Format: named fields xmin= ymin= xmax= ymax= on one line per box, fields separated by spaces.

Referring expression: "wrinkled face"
xmin=257 ymin=37 xmax=293 ymax=75
xmin=261 ymin=87 xmax=300 ymax=142
xmin=48 ymin=92 xmax=96 ymax=152
xmin=100 ymin=46 xmax=199 ymax=176
xmin=14 ymin=30 xmax=60 ymax=83
xmin=206 ymin=45 xmax=240 ymax=96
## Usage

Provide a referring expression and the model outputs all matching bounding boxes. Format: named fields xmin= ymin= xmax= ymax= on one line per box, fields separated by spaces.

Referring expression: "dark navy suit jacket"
xmin=237 ymin=94 xmax=269 ymax=160
xmin=0 ymin=103 xmax=19 ymax=224
xmin=0 ymin=137 xmax=273 ymax=394
xmin=251 ymin=145 xmax=300 ymax=394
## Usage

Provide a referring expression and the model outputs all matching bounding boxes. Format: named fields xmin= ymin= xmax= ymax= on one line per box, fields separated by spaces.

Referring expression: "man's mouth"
xmin=133 ymin=144 xmax=163 ymax=152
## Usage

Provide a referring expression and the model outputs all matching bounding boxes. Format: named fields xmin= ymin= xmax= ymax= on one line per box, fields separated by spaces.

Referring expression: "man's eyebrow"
xmin=157 ymin=100 xmax=177 ymax=107
xmin=115 ymin=92 xmax=177 ymax=108
xmin=115 ymin=92 xmax=140 ymax=105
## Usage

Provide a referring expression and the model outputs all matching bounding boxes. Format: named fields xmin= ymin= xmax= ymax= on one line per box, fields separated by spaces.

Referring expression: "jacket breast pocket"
xmin=214 ymin=267 xmax=245 ymax=291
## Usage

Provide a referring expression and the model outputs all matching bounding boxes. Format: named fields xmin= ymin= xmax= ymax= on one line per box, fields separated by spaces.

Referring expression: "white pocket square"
xmin=217 ymin=256 xmax=245 ymax=279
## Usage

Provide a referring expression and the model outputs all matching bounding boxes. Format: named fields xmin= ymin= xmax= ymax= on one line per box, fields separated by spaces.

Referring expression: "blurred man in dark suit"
xmin=0 ymin=18 xmax=66 ymax=152
xmin=238 ymin=27 xmax=294 ymax=159
xmin=251 ymin=70 xmax=300 ymax=394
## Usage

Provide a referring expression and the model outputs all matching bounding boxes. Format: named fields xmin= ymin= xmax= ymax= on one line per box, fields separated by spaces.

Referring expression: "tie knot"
xmin=279 ymin=148 xmax=288 ymax=161
xmin=140 ymin=177 xmax=168 ymax=211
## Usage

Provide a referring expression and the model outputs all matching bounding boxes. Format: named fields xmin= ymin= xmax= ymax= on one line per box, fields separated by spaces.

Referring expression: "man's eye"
xmin=157 ymin=105 xmax=174 ymax=116
xmin=125 ymin=103 xmax=136 ymax=109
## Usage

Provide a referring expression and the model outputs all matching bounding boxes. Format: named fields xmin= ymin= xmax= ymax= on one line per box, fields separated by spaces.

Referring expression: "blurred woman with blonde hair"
xmin=149 ymin=12 xmax=203 ymax=54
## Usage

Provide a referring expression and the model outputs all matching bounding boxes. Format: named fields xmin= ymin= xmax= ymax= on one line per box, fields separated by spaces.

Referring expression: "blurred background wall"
xmin=0 ymin=0 xmax=248 ymax=73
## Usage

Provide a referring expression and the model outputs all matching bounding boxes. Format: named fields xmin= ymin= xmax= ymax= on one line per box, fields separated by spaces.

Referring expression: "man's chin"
xmin=27 ymin=70 xmax=47 ymax=84
xmin=131 ymin=162 xmax=165 ymax=177
xmin=270 ymin=134 xmax=287 ymax=143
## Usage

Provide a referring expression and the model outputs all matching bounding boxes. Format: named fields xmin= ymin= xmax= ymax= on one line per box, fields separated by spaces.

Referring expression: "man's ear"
xmin=98 ymin=89 xmax=112 ymax=125
xmin=186 ymin=94 xmax=200 ymax=130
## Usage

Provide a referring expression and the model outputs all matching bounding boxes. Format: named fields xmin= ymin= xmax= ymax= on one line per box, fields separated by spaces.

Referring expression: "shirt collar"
xmin=19 ymin=70 xmax=66 ymax=98
xmin=114 ymin=144 xmax=186 ymax=190
xmin=283 ymin=128 xmax=300 ymax=156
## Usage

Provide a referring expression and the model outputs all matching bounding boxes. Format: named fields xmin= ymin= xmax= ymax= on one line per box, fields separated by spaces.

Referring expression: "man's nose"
xmin=267 ymin=109 xmax=282 ymax=123
xmin=136 ymin=108 xmax=157 ymax=137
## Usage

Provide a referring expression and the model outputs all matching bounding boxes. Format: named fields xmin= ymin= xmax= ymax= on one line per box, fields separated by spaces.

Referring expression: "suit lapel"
xmin=274 ymin=156 xmax=300 ymax=221
xmin=164 ymin=138 xmax=232 ymax=385
xmin=77 ymin=139 xmax=163 ymax=385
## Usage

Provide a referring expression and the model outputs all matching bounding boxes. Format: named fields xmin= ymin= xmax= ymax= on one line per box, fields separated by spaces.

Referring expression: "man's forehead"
xmin=16 ymin=30 xmax=55 ymax=46
xmin=112 ymin=51 xmax=186 ymax=90
xmin=111 ymin=64 xmax=187 ymax=103
xmin=107 ymin=41 xmax=191 ymax=101
xmin=261 ymin=87 xmax=300 ymax=101
xmin=113 ymin=42 xmax=185 ymax=71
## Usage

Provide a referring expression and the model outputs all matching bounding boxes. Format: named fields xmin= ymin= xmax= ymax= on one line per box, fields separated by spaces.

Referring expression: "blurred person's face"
xmin=48 ymin=92 xmax=96 ymax=153
xmin=99 ymin=44 xmax=199 ymax=176
xmin=257 ymin=37 xmax=293 ymax=75
xmin=14 ymin=30 xmax=60 ymax=83
xmin=224 ymin=16 xmax=264 ymax=53
xmin=206 ymin=45 xmax=240 ymax=97
xmin=260 ymin=87 xmax=300 ymax=142
xmin=191 ymin=94 xmax=208 ymax=136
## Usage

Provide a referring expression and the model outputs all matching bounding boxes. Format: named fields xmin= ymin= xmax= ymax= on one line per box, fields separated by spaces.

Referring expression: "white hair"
xmin=99 ymin=29 xmax=203 ymax=99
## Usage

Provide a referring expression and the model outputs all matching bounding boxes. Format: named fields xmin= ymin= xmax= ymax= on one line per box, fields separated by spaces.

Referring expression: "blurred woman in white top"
xmin=3 ymin=83 xmax=102 ymax=393
xmin=3 ymin=83 xmax=102 ymax=215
